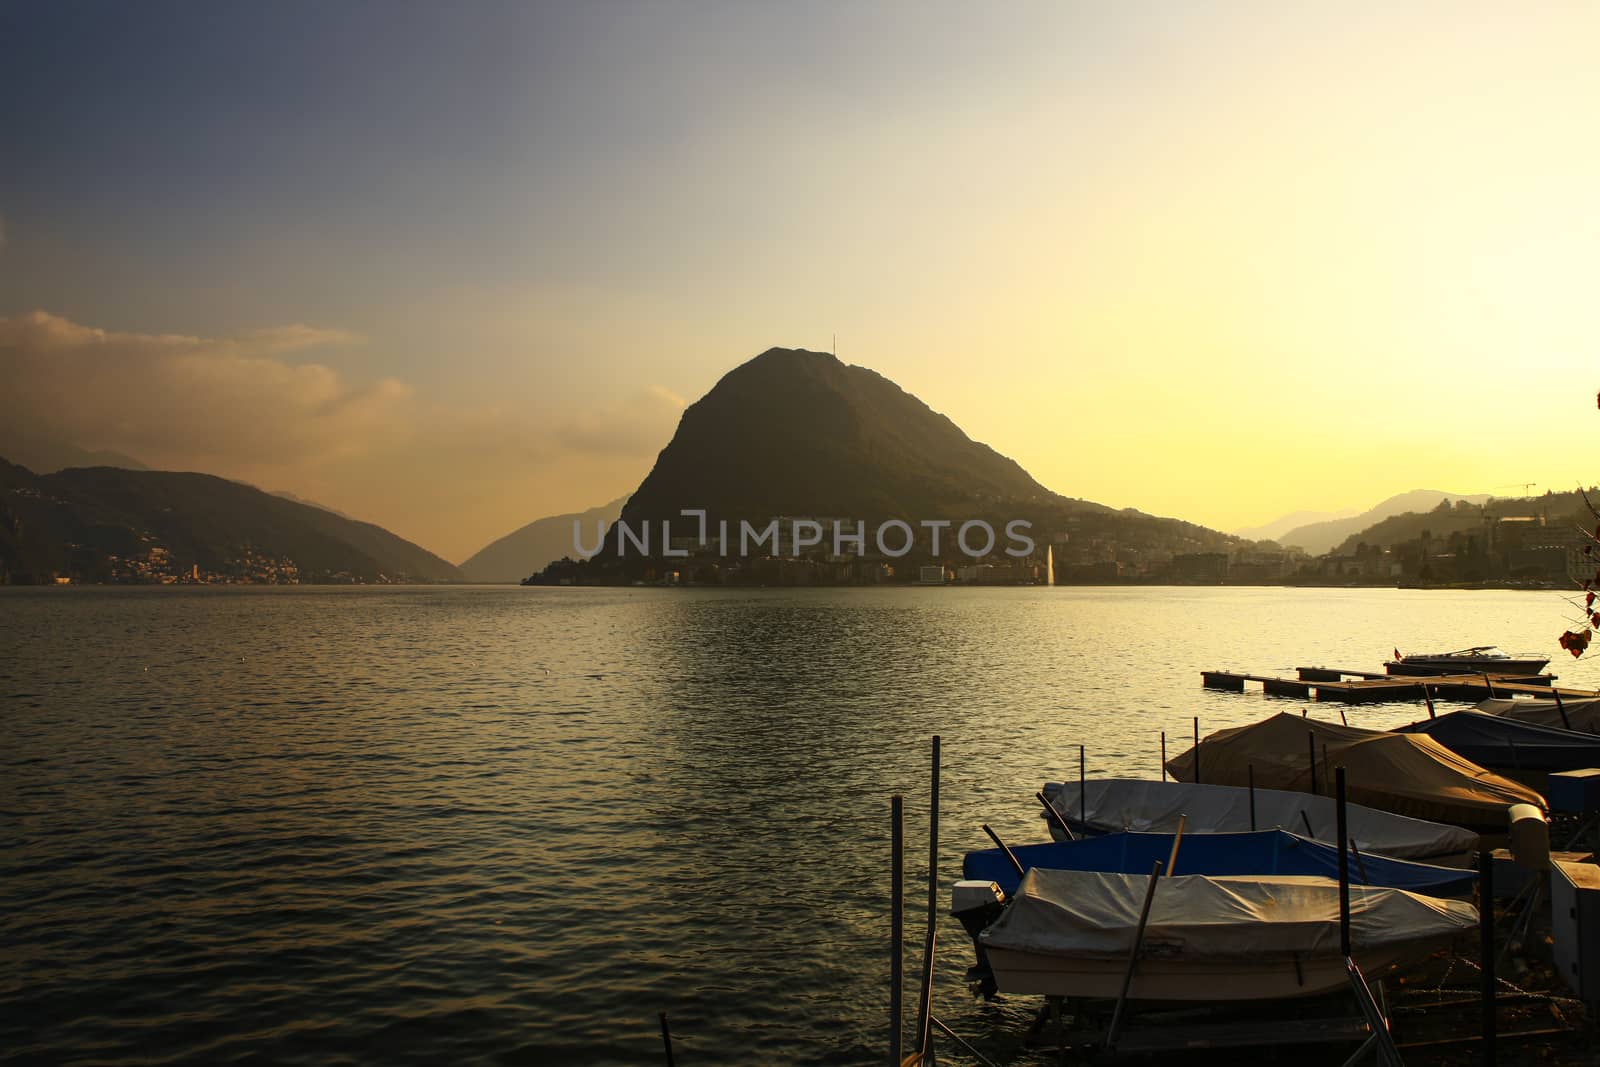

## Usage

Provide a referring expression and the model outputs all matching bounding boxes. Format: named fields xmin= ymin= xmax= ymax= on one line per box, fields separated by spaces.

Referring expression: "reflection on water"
xmin=2 ymin=585 xmax=1593 ymax=1065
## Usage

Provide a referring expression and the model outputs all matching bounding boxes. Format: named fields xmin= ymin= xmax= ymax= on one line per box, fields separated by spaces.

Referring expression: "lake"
xmin=3 ymin=585 xmax=1593 ymax=1065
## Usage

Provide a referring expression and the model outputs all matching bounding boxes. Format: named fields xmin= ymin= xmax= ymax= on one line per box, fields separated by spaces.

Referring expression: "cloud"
xmin=0 ymin=311 xmax=403 ymax=471
xmin=0 ymin=310 xmax=686 ymax=560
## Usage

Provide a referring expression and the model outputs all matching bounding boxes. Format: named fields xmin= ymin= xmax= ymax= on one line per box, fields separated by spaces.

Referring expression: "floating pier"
xmin=1201 ymin=667 xmax=1591 ymax=705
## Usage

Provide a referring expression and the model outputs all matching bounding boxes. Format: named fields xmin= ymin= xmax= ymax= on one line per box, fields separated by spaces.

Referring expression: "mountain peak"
xmin=618 ymin=348 xmax=1054 ymax=527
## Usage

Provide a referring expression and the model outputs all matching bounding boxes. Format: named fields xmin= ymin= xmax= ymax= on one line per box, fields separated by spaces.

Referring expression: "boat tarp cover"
xmin=980 ymin=868 xmax=1478 ymax=962
xmin=1477 ymin=697 xmax=1600 ymax=732
xmin=963 ymin=830 xmax=1478 ymax=898
xmin=1041 ymin=778 xmax=1478 ymax=860
xmin=1396 ymin=710 xmax=1600 ymax=772
xmin=1164 ymin=712 xmax=1545 ymax=828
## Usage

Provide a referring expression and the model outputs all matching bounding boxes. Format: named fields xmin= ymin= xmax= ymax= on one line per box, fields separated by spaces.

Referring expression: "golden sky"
xmin=2 ymin=4 xmax=1596 ymax=561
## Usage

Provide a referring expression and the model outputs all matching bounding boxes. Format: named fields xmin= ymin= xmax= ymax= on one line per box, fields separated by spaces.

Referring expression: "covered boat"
xmin=964 ymin=830 xmax=1477 ymax=899
xmin=1477 ymin=696 xmax=1600 ymax=732
xmin=1396 ymin=710 xmax=1600 ymax=775
xmin=1385 ymin=646 xmax=1549 ymax=677
xmin=1040 ymin=778 xmax=1478 ymax=861
xmin=980 ymin=868 xmax=1478 ymax=1000
xmin=1164 ymin=712 xmax=1545 ymax=829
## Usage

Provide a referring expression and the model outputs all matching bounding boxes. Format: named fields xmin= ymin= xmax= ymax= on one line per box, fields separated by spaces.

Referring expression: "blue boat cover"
xmin=1396 ymin=710 xmax=1600 ymax=773
xmin=963 ymin=829 xmax=1477 ymax=898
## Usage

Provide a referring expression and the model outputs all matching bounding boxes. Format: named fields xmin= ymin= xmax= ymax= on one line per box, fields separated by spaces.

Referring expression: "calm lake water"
xmin=4 ymin=585 xmax=1596 ymax=1065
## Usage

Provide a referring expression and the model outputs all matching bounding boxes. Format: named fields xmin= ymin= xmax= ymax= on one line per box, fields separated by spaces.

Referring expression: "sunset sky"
xmin=2 ymin=2 xmax=1597 ymax=561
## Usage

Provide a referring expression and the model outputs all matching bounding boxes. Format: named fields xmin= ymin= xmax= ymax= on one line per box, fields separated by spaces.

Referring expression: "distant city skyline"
xmin=3 ymin=2 xmax=1596 ymax=561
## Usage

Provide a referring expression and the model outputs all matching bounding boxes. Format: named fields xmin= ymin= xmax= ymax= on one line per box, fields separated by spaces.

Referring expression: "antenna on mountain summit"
xmin=832 ymin=333 xmax=836 ymax=356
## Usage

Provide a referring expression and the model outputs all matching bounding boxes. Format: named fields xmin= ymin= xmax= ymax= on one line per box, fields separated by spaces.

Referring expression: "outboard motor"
xmin=1508 ymin=803 xmax=1550 ymax=871
xmin=951 ymin=879 xmax=1007 ymax=999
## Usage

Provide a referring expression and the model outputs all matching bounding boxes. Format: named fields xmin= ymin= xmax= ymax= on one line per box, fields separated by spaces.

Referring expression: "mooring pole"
xmin=1480 ymin=849 xmax=1497 ymax=1066
xmin=891 ymin=794 xmax=903 ymax=1067
xmin=1555 ymin=688 xmax=1571 ymax=730
xmin=1193 ymin=717 xmax=1201 ymax=784
xmin=1079 ymin=744 xmax=1087 ymax=827
xmin=910 ymin=739 xmax=941 ymax=1066
xmin=660 ymin=1012 xmax=676 ymax=1067
xmin=1422 ymin=682 xmax=1437 ymax=720
xmin=1160 ymin=731 xmax=1167 ymax=781
xmin=1248 ymin=765 xmax=1257 ymax=831
xmin=927 ymin=737 xmax=940 ymax=935
xmin=1106 ymin=860 xmax=1166 ymax=1051
xmin=1336 ymin=767 xmax=1350 ymax=959
xmin=1308 ymin=731 xmax=1318 ymax=796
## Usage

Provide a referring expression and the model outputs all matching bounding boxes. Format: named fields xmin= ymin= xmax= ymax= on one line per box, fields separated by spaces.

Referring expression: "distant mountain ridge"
xmin=0 ymin=434 xmax=148 ymax=473
xmin=1274 ymin=490 xmax=1492 ymax=554
xmin=1233 ymin=508 xmax=1359 ymax=544
xmin=460 ymin=496 xmax=626 ymax=582
xmin=0 ymin=458 xmax=461 ymax=584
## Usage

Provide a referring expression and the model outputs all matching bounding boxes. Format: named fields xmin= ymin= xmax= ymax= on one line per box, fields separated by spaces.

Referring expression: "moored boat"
xmin=964 ymin=829 xmax=1477 ymax=898
xmin=978 ymin=868 xmax=1478 ymax=1000
xmin=1477 ymin=695 xmax=1600 ymax=732
xmin=1385 ymin=646 xmax=1549 ymax=677
xmin=1396 ymin=709 xmax=1600 ymax=775
xmin=1039 ymin=778 xmax=1478 ymax=862
xmin=1164 ymin=712 xmax=1545 ymax=829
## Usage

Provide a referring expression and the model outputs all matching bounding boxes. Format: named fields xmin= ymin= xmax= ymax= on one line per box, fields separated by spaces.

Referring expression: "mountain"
xmin=1233 ymin=507 xmax=1358 ymax=544
xmin=459 ymin=496 xmax=626 ymax=582
xmin=0 ymin=459 xmax=461 ymax=584
xmin=590 ymin=347 xmax=1237 ymax=569
xmin=271 ymin=489 xmax=355 ymax=520
xmin=0 ymin=434 xmax=148 ymax=473
xmin=1276 ymin=490 xmax=1493 ymax=554
xmin=620 ymin=348 xmax=1082 ymax=528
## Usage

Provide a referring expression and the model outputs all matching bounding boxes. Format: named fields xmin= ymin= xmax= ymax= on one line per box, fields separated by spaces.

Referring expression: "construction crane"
xmin=1496 ymin=482 xmax=1537 ymax=496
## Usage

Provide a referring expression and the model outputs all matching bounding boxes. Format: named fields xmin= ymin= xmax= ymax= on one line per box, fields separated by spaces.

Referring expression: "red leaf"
xmin=1587 ymin=592 xmax=1596 ymax=609
xmin=1561 ymin=629 xmax=1593 ymax=657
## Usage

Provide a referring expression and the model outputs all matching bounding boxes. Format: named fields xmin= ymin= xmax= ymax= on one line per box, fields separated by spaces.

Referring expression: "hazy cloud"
xmin=0 ymin=311 xmax=685 ymax=560
xmin=0 ymin=311 xmax=404 ymax=471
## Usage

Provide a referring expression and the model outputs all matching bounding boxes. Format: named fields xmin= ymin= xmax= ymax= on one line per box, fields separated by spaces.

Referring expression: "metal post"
xmin=1105 ymin=860 xmax=1166 ymax=1051
xmin=1193 ymin=717 xmax=1201 ymax=784
xmin=1308 ymin=731 xmax=1318 ymax=795
xmin=1348 ymin=838 xmax=1370 ymax=884
xmin=1336 ymin=767 xmax=1350 ymax=959
xmin=1248 ymin=765 xmax=1256 ymax=831
xmin=1167 ymin=814 xmax=1186 ymax=877
xmin=1480 ymin=849 xmax=1497 ymax=1066
xmin=891 ymin=795 xmax=903 ymax=1067
xmin=1079 ymin=744 xmax=1087 ymax=827
xmin=927 ymin=737 xmax=940 ymax=940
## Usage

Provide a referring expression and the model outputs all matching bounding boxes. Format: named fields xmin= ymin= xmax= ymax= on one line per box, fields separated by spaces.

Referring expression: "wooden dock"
xmin=1201 ymin=666 xmax=1594 ymax=705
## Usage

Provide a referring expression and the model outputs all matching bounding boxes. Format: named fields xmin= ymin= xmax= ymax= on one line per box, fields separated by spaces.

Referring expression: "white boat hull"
xmin=985 ymin=940 xmax=1444 ymax=1001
